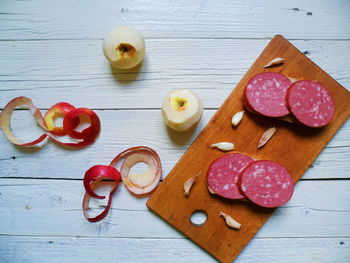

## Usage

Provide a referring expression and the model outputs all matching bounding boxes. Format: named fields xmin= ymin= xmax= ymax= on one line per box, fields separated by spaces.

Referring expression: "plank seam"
xmin=0 ymin=38 xmax=350 ymax=42
xmin=0 ymin=234 xmax=348 ymax=239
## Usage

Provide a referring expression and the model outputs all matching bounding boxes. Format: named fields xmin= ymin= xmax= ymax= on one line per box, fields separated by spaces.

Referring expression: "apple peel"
xmin=82 ymin=146 xmax=162 ymax=223
xmin=0 ymin=97 xmax=100 ymax=149
xmin=121 ymin=154 xmax=157 ymax=188
xmin=82 ymin=176 xmax=119 ymax=223
xmin=50 ymin=107 xmax=101 ymax=148
xmin=83 ymin=165 xmax=121 ymax=199
xmin=110 ymin=146 xmax=162 ymax=196
xmin=0 ymin=96 xmax=48 ymax=147
xmin=44 ymin=102 xmax=78 ymax=136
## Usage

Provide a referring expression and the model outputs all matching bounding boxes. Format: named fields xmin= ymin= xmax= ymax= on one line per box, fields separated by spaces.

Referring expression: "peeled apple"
xmin=103 ymin=26 xmax=145 ymax=69
xmin=161 ymin=89 xmax=203 ymax=132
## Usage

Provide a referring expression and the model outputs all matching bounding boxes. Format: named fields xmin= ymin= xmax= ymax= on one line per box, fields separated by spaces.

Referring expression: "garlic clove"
xmin=264 ymin=57 xmax=285 ymax=68
xmin=211 ymin=142 xmax=234 ymax=151
xmin=184 ymin=172 xmax=201 ymax=196
xmin=208 ymin=186 xmax=216 ymax=194
xmin=219 ymin=211 xmax=241 ymax=229
xmin=231 ymin=111 xmax=245 ymax=127
xmin=287 ymin=76 xmax=298 ymax=83
xmin=258 ymin=127 xmax=277 ymax=148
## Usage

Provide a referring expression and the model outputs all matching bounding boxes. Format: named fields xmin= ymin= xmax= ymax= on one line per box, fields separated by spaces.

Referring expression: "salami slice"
xmin=244 ymin=72 xmax=291 ymax=117
xmin=207 ymin=153 xmax=254 ymax=199
xmin=287 ymin=80 xmax=334 ymax=128
xmin=239 ymin=160 xmax=294 ymax=208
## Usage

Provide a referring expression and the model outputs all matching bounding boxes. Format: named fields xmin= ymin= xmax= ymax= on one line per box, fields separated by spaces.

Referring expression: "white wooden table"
xmin=1 ymin=1 xmax=349 ymax=262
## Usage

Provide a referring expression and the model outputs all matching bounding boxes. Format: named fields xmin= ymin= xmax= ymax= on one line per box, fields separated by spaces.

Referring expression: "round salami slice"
xmin=207 ymin=153 xmax=254 ymax=199
xmin=239 ymin=160 xmax=294 ymax=208
xmin=287 ymin=80 xmax=334 ymax=128
xmin=244 ymin=72 xmax=292 ymax=117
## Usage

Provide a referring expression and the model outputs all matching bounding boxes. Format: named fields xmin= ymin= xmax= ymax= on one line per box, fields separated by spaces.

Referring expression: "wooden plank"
xmin=0 ymin=39 xmax=349 ymax=109
xmin=147 ymin=35 xmax=350 ymax=263
xmin=0 ymin=236 xmax=348 ymax=263
xmin=0 ymin=110 xmax=349 ymax=180
xmin=0 ymin=179 xmax=349 ymax=238
xmin=0 ymin=0 xmax=349 ymax=40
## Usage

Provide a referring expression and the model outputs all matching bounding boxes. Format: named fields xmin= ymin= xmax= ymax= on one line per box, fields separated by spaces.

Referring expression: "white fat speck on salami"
xmin=287 ymin=80 xmax=334 ymax=128
xmin=206 ymin=153 xmax=254 ymax=199
xmin=244 ymin=72 xmax=292 ymax=117
xmin=239 ymin=160 xmax=294 ymax=208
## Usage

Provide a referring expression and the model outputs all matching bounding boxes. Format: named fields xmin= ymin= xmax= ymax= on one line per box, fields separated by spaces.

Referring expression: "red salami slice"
xmin=239 ymin=160 xmax=294 ymax=208
xmin=287 ymin=80 xmax=334 ymax=128
xmin=244 ymin=72 xmax=292 ymax=117
xmin=207 ymin=153 xmax=254 ymax=199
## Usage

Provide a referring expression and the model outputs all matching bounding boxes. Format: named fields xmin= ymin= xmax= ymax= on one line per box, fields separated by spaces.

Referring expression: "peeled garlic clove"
xmin=231 ymin=111 xmax=244 ymax=127
xmin=264 ymin=57 xmax=285 ymax=68
xmin=184 ymin=172 xmax=200 ymax=196
xmin=208 ymin=186 xmax=216 ymax=194
xmin=258 ymin=127 xmax=277 ymax=148
xmin=219 ymin=211 xmax=241 ymax=230
xmin=211 ymin=142 xmax=234 ymax=151
xmin=287 ymin=76 xmax=298 ymax=83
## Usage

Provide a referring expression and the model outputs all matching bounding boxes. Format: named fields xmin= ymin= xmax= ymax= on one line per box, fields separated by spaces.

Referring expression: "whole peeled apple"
xmin=162 ymin=89 xmax=203 ymax=132
xmin=103 ymin=26 xmax=145 ymax=69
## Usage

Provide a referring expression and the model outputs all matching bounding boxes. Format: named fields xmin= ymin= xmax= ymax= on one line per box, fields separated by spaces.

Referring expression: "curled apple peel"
xmin=51 ymin=107 xmax=101 ymax=148
xmin=122 ymin=154 xmax=157 ymax=188
xmin=0 ymin=97 xmax=100 ymax=148
xmin=120 ymin=153 xmax=160 ymax=195
xmin=0 ymin=97 xmax=48 ymax=146
xmin=110 ymin=146 xmax=162 ymax=196
xmin=44 ymin=102 xmax=78 ymax=136
xmin=83 ymin=165 xmax=121 ymax=199
xmin=82 ymin=176 xmax=120 ymax=223
xmin=82 ymin=165 xmax=121 ymax=222
xmin=82 ymin=146 xmax=162 ymax=222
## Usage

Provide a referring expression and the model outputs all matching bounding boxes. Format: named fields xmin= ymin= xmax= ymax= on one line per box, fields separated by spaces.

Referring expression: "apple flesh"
xmin=120 ymin=153 xmax=161 ymax=196
xmin=103 ymin=26 xmax=145 ymax=69
xmin=162 ymin=89 xmax=203 ymax=132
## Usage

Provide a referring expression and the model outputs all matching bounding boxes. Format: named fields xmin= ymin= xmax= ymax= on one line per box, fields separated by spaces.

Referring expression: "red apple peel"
xmin=83 ymin=165 xmax=121 ymax=199
xmin=51 ymin=107 xmax=101 ymax=148
xmin=110 ymin=146 xmax=162 ymax=195
xmin=82 ymin=146 xmax=162 ymax=222
xmin=82 ymin=176 xmax=120 ymax=223
xmin=0 ymin=97 xmax=100 ymax=148
xmin=44 ymin=102 xmax=77 ymax=136
xmin=0 ymin=96 xmax=48 ymax=147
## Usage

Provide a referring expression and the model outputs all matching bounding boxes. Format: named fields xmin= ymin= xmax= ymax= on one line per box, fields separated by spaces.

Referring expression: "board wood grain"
xmin=147 ymin=35 xmax=350 ymax=263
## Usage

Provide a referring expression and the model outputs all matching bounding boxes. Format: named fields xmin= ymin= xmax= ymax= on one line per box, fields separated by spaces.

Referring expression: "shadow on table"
xmin=109 ymin=57 xmax=146 ymax=86
xmin=165 ymin=124 xmax=200 ymax=147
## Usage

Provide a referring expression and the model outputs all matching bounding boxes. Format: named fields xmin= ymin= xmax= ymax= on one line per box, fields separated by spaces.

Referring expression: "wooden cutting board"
xmin=147 ymin=35 xmax=350 ymax=263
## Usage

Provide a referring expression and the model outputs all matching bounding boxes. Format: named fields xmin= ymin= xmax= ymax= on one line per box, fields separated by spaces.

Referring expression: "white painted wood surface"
xmin=1 ymin=179 xmax=349 ymax=238
xmin=0 ymin=0 xmax=349 ymax=40
xmin=0 ymin=0 xmax=349 ymax=262
xmin=0 ymin=39 xmax=349 ymax=109
xmin=0 ymin=236 xmax=348 ymax=263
